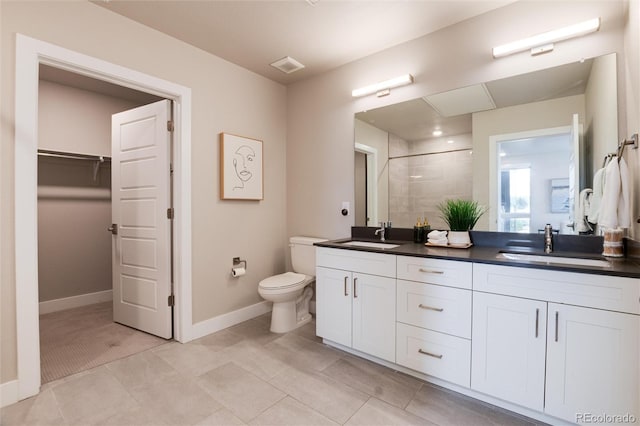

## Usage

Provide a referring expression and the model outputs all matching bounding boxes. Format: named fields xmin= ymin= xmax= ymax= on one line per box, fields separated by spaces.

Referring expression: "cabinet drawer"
xmin=316 ymin=247 xmax=396 ymax=278
xmin=397 ymin=256 xmax=472 ymax=289
xmin=396 ymin=323 xmax=471 ymax=388
xmin=474 ymin=263 xmax=640 ymax=315
xmin=397 ymin=280 xmax=471 ymax=338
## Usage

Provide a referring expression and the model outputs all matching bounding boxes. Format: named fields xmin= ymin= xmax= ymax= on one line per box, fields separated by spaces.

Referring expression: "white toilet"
xmin=258 ymin=236 xmax=327 ymax=333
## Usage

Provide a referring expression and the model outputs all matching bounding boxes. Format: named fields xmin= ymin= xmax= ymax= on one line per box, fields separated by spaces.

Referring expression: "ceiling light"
xmin=270 ymin=56 xmax=305 ymax=74
xmin=447 ymin=140 xmax=454 ymax=144
xmin=352 ymin=74 xmax=414 ymax=97
xmin=432 ymin=130 xmax=443 ymax=137
xmin=492 ymin=18 xmax=600 ymax=58
xmin=499 ymin=152 xmax=506 ymax=157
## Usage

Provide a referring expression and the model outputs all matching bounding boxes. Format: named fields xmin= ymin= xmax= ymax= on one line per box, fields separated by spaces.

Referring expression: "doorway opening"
xmin=15 ymin=34 xmax=193 ymax=400
xmin=37 ymin=66 xmax=171 ymax=383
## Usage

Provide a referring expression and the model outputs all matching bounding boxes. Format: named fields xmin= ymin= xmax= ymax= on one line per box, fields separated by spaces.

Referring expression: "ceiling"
xmin=355 ymin=57 xmax=595 ymax=142
xmin=92 ymin=0 xmax=515 ymax=85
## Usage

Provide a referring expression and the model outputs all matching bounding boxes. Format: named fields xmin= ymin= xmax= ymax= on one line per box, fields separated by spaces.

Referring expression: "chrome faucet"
xmin=544 ymin=224 xmax=553 ymax=254
xmin=375 ymin=222 xmax=386 ymax=242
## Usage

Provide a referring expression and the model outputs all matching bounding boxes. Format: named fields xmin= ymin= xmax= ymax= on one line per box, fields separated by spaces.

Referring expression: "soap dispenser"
xmin=422 ymin=216 xmax=431 ymax=240
xmin=413 ymin=218 xmax=423 ymax=243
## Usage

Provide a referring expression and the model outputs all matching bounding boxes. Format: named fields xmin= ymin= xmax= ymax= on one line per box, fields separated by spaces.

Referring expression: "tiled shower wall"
xmin=389 ymin=133 xmax=473 ymax=229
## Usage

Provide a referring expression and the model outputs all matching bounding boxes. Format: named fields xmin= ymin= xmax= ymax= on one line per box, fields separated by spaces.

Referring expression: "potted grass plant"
xmin=437 ymin=199 xmax=487 ymax=246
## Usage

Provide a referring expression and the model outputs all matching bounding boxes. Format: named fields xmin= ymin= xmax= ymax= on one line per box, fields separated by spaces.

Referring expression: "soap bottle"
xmin=421 ymin=217 xmax=431 ymax=243
xmin=413 ymin=218 xmax=423 ymax=243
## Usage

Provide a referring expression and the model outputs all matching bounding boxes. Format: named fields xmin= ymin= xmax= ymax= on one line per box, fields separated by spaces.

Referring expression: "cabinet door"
xmin=471 ymin=292 xmax=547 ymax=411
xmin=352 ymin=272 xmax=396 ymax=362
xmin=315 ymin=267 xmax=352 ymax=347
xmin=546 ymin=304 xmax=639 ymax=422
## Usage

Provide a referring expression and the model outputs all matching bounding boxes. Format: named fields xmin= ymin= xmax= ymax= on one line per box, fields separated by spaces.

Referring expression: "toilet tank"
xmin=290 ymin=236 xmax=327 ymax=276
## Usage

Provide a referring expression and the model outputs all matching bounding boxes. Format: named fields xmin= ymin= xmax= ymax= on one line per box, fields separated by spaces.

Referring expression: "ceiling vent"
xmin=270 ymin=56 xmax=305 ymax=74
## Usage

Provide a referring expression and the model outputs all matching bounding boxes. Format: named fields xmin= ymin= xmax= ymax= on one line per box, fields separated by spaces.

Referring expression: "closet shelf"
xmin=37 ymin=149 xmax=111 ymax=162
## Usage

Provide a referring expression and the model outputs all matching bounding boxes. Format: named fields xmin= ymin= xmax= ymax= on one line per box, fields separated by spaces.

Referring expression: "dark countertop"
xmin=315 ymin=238 xmax=640 ymax=279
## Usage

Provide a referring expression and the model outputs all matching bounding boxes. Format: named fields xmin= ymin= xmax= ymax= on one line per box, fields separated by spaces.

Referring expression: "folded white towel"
xmin=587 ymin=168 xmax=605 ymax=223
xmin=428 ymin=238 xmax=448 ymax=245
xmin=427 ymin=230 xmax=447 ymax=239
xmin=577 ymin=188 xmax=593 ymax=233
xmin=599 ymin=158 xmax=630 ymax=229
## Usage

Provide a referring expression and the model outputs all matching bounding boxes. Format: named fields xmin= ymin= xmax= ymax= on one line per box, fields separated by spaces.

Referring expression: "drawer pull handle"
xmin=555 ymin=311 xmax=559 ymax=342
xmin=418 ymin=349 xmax=443 ymax=359
xmin=344 ymin=277 xmax=349 ymax=296
xmin=418 ymin=268 xmax=444 ymax=274
xmin=535 ymin=308 xmax=539 ymax=338
xmin=353 ymin=277 xmax=358 ymax=298
xmin=418 ymin=304 xmax=444 ymax=312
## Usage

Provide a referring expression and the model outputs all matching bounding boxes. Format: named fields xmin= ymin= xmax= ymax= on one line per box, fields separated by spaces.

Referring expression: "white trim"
xmin=39 ymin=290 xmax=113 ymax=315
xmin=190 ymin=301 xmax=272 ymax=340
xmin=0 ymin=380 xmax=19 ymax=408
xmin=14 ymin=34 xmax=193 ymax=401
xmin=489 ymin=126 xmax=571 ymax=232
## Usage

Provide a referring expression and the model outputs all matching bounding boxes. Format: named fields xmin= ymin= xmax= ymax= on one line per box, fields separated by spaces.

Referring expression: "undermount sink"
xmin=341 ymin=241 xmax=400 ymax=249
xmin=497 ymin=252 xmax=611 ymax=268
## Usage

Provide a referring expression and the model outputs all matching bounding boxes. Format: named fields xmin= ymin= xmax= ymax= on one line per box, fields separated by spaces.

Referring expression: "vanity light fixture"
xmin=492 ymin=17 xmax=600 ymax=58
xmin=352 ymin=74 xmax=414 ymax=97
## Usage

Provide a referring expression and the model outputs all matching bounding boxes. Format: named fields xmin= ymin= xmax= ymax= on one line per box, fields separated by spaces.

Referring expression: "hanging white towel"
xmin=599 ymin=158 xmax=631 ymax=229
xmin=587 ymin=167 xmax=605 ymax=223
xmin=618 ymin=157 xmax=630 ymax=228
xmin=576 ymin=188 xmax=593 ymax=233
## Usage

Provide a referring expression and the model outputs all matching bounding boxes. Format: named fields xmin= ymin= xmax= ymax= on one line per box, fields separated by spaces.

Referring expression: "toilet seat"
xmin=259 ymin=272 xmax=308 ymax=291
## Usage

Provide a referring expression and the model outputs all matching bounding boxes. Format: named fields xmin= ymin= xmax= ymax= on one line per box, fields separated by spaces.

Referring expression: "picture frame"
xmin=220 ymin=133 xmax=263 ymax=200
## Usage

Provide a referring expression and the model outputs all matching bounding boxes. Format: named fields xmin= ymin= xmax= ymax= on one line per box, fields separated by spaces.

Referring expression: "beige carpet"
xmin=39 ymin=302 xmax=169 ymax=383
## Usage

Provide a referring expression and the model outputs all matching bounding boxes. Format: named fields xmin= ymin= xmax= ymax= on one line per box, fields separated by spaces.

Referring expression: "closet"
xmin=37 ymin=65 xmax=165 ymax=383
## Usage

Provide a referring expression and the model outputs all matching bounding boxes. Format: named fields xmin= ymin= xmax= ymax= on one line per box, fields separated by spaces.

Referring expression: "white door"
xmin=471 ymin=292 xmax=547 ymax=411
xmin=352 ymin=272 xmax=396 ymax=362
xmin=567 ymin=113 xmax=580 ymax=234
xmin=111 ymin=100 xmax=173 ymax=339
xmin=545 ymin=303 xmax=639 ymax=422
xmin=315 ymin=267 xmax=352 ymax=347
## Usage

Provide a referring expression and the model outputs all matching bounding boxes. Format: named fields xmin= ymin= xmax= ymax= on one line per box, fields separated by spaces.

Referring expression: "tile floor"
xmin=1 ymin=314 xmax=545 ymax=425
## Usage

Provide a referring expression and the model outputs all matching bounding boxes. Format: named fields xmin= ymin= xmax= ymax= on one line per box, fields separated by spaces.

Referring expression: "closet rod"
xmin=37 ymin=149 xmax=111 ymax=162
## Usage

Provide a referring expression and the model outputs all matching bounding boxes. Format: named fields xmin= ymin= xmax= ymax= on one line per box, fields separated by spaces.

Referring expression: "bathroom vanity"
xmin=315 ymin=237 xmax=640 ymax=425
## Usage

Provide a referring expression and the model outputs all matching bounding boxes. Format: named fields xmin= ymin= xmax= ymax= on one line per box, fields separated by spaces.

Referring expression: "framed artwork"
xmin=550 ymin=178 xmax=569 ymax=213
xmin=220 ymin=133 xmax=263 ymax=200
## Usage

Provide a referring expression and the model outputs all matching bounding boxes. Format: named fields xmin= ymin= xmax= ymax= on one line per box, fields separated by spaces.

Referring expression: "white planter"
xmin=447 ymin=231 xmax=471 ymax=246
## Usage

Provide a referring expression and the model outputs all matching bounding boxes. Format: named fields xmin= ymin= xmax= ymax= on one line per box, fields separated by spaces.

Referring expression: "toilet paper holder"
xmin=232 ymin=257 xmax=247 ymax=271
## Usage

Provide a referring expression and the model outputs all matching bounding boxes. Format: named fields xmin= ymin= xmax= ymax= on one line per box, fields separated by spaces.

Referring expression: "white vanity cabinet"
xmin=395 ymin=256 xmax=473 ymax=387
xmin=472 ymin=263 xmax=640 ymax=423
xmin=315 ymin=247 xmax=396 ymax=362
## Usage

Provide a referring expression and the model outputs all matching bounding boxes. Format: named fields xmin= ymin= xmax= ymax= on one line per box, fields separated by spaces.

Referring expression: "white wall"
xmin=286 ymin=0 xmax=627 ymax=242
xmin=585 ymin=53 xmax=619 ymax=180
xmin=1 ymin=1 xmax=287 ymax=384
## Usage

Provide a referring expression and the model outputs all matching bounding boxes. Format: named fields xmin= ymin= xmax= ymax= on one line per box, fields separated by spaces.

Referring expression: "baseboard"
xmin=0 ymin=380 xmax=19 ymax=408
xmin=39 ymin=289 xmax=113 ymax=315
xmin=190 ymin=300 xmax=272 ymax=341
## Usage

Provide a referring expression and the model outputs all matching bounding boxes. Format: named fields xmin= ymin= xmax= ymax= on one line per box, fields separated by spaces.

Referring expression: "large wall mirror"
xmin=354 ymin=53 xmax=618 ymax=234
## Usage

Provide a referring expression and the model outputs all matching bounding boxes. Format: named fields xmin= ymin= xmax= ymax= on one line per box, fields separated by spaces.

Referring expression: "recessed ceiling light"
xmin=270 ymin=56 xmax=305 ymax=74
xmin=447 ymin=140 xmax=454 ymax=144
xmin=433 ymin=130 xmax=443 ymax=137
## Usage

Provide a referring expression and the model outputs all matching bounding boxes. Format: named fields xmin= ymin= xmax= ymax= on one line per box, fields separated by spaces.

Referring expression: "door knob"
xmin=107 ymin=224 xmax=118 ymax=235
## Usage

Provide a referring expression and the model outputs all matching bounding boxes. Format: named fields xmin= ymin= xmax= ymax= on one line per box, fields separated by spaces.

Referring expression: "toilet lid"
xmin=259 ymin=272 xmax=307 ymax=290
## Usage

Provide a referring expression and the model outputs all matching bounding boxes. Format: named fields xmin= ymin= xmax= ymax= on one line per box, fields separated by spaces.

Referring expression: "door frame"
xmin=14 ymin=34 xmax=193 ymax=400
xmin=488 ymin=125 xmax=571 ymax=232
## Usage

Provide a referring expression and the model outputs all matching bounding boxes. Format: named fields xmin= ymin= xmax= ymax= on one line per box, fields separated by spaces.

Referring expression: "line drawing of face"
xmin=233 ymin=145 xmax=255 ymax=190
